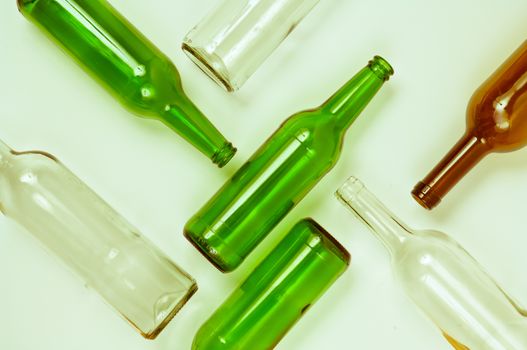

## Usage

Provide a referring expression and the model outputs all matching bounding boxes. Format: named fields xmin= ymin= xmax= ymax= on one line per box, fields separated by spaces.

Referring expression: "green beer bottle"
xmin=185 ymin=56 xmax=394 ymax=272
xmin=192 ymin=218 xmax=350 ymax=349
xmin=17 ymin=0 xmax=236 ymax=167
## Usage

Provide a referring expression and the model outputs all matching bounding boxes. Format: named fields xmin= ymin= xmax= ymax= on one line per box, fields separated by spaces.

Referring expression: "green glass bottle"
xmin=185 ymin=56 xmax=393 ymax=272
xmin=192 ymin=218 xmax=350 ymax=350
xmin=17 ymin=0 xmax=236 ymax=167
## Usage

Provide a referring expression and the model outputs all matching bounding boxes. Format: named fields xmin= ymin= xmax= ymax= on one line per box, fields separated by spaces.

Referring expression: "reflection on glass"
xmin=17 ymin=0 xmax=236 ymax=167
xmin=413 ymin=41 xmax=527 ymax=209
xmin=337 ymin=176 xmax=527 ymax=349
xmin=185 ymin=57 xmax=393 ymax=272
xmin=0 ymin=140 xmax=197 ymax=339
xmin=192 ymin=218 xmax=349 ymax=349
xmin=182 ymin=0 xmax=320 ymax=91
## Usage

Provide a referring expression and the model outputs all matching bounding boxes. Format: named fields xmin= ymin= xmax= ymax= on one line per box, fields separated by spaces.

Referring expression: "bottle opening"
xmin=212 ymin=142 xmax=237 ymax=168
xmin=412 ymin=181 xmax=442 ymax=210
xmin=369 ymin=56 xmax=395 ymax=81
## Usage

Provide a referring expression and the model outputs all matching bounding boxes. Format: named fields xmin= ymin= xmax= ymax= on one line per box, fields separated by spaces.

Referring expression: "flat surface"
xmin=1 ymin=0 xmax=527 ymax=349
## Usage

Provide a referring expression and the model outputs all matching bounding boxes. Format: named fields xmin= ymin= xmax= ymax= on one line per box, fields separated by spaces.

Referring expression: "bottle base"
xmin=138 ymin=282 xmax=198 ymax=339
xmin=182 ymin=43 xmax=236 ymax=92
xmin=183 ymin=229 xmax=241 ymax=273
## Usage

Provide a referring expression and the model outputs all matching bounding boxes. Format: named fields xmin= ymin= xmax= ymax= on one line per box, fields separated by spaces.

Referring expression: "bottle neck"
xmin=336 ymin=177 xmax=409 ymax=256
xmin=412 ymin=133 xmax=491 ymax=209
xmin=159 ymin=95 xmax=236 ymax=168
xmin=321 ymin=56 xmax=393 ymax=130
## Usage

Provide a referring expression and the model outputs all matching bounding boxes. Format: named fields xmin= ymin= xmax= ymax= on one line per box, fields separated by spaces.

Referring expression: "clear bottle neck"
xmin=336 ymin=177 xmax=410 ymax=256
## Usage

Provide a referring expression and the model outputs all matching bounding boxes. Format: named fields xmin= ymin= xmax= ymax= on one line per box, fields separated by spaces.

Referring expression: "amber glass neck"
xmin=412 ymin=133 xmax=491 ymax=209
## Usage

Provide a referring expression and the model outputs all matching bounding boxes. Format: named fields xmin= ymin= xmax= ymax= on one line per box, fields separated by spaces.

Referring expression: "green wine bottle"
xmin=17 ymin=0 xmax=236 ymax=167
xmin=192 ymin=218 xmax=350 ymax=350
xmin=185 ymin=56 xmax=393 ymax=272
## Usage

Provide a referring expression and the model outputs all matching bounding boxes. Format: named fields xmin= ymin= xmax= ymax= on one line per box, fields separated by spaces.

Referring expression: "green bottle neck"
xmin=337 ymin=177 xmax=409 ymax=257
xmin=321 ymin=56 xmax=393 ymax=130
xmin=159 ymin=94 xmax=236 ymax=168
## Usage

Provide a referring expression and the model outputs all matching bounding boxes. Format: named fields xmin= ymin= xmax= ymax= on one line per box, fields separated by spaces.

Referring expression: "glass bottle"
xmin=412 ymin=40 xmax=527 ymax=209
xmin=0 ymin=140 xmax=197 ymax=339
xmin=336 ymin=177 xmax=527 ymax=349
xmin=17 ymin=0 xmax=236 ymax=167
xmin=185 ymin=56 xmax=393 ymax=272
xmin=182 ymin=0 xmax=320 ymax=92
xmin=192 ymin=218 xmax=349 ymax=350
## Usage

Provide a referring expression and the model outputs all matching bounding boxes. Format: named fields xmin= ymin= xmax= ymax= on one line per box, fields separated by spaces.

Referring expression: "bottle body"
xmin=185 ymin=109 xmax=342 ymax=272
xmin=182 ymin=0 xmax=320 ymax=91
xmin=17 ymin=0 xmax=236 ymax=167
xmin=0 ymin=141 xmax=197 ymax=339
xmin=394 ymin=231 xmax=527 ymax=349
xmin=192 ymin=218 xmax=350 ymax=350
xmin=413 ymin=40 xmax=527 ymax=209
xmin=337 ymin=177 xmax=527 ymax=349
xmin=185 ymin=57 xmax=393 ymax=272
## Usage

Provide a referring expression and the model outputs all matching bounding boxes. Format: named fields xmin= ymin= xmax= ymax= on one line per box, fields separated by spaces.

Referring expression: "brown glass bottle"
xmin=413 ymin=41 xmax=527 ymax=209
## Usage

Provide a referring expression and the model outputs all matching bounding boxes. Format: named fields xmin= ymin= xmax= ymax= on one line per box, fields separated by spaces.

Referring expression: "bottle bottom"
xmin=136 ymin=282 xmax=198 ymax=339
xmin=182 ymin=43 xmax=236 ymax=92
xmin=184 ymin=228 xmax=242 ymax=273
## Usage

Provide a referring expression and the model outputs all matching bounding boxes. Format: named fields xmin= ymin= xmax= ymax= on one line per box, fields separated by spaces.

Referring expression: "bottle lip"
xmin=412 ymin=181 xmax=442 ymax=210
xmin=368 ymin=56 xmax=395 ymax=81
xmin=212 ymin=142 xmax=237 ymax=168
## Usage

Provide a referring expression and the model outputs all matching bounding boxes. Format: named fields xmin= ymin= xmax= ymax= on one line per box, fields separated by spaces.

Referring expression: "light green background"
xmin=1 ymin=0 xmax=526 ymax=349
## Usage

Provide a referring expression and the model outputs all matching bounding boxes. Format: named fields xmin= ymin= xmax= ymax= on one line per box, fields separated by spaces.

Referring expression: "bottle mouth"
xmin=411 ymin=181 xmax=442 ymax=210
xmin=212 ymin=142 xmax=237 ymax=168
xmin=335 ymin=176 xmax=365 ymax=205
xmin=368 ymin=56 xmax=395 ymax=81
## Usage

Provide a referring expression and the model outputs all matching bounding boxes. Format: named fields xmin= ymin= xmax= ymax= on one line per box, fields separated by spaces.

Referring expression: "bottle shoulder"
xmin=392 ymin=230 xmax=466 ymax=274
xmin=466 ymin=55 xmax=527 ymax=151
xmin=0 ymin=151 xmax=65 ymax=184
xmin=116 ymin=57 xmax=184 ymax=116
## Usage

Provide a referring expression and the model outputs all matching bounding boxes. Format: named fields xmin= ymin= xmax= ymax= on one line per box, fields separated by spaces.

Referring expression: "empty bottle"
xmin=0 ymin=139 xmax=197 ymax=339
xmin=192 ymin=218 xmax=349 ymax=350
xmin=185 ymin=56 xmax=393 ymax=272
xmin=337 ymin=177 xmax=527 ymax=349
xmin=17 ymin=0 xmax=236 ymax=167
xmin=182 ymin=0 xmax=320 ymax=92
xmin=412 ymin=40 xmax=527 ymax=209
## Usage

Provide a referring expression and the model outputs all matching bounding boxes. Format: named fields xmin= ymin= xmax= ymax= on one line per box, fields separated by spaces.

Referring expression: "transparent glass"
xmin=17 ymin=0 xmax=236 ymax=167
xmin=0 ymin=140 xmax=197 ymax=339
xmin=412 ymin=40 xmax=527 ymax=209
xmin=192 ymin=218 xmax=349 ymax=350
xmin=336 ymin=177 xmax=527 ymax=350
xmin=185 ymin=56 xmax=393 ymax=272
xmin=182 ymin=0 xmax=320 ymax=92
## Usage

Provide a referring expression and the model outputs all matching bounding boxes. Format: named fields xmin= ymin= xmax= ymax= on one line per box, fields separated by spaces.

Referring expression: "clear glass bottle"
xmin=412 ymin=40 xmax=527 ymax=209
xmin=336 ymin=177 xmax=527 ymax=350
xmin=0 ymin=140 xmax=197 ymax=339
xmin=182 ymin=0 xmax=320 ymax=92
xmin=185 ymin=56 xmax=393 ymax=272
xmin=17 ymin=0 xmax=236 ymax=167
xmin=192 ymin=218 xmax=349 ymax=350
